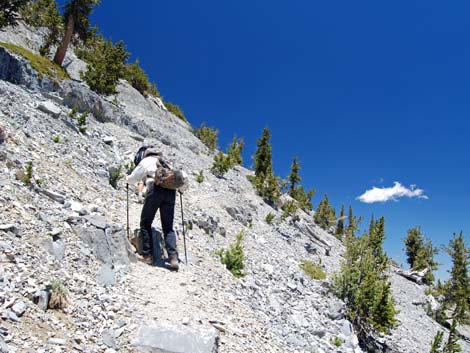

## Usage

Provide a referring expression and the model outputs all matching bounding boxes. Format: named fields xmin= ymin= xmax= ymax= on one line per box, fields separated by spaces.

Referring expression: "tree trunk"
xmin=53 ymin=15 xmax=75 ymax=66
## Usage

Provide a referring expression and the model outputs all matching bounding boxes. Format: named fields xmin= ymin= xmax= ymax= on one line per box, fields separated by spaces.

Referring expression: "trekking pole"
xmin=180 ymin=192 xmax=188 ymax=265
xmin=126 ymin=183 xmax=130 ymax=239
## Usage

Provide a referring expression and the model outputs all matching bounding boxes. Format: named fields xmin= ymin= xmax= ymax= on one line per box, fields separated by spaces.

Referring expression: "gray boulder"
xmin=133 ymin=321 xmax=219 ymax=353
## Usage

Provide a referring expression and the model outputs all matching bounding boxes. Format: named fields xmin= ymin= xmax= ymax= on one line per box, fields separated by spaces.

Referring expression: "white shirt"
xmin=126 ymin=156 xmax=158 ymax=184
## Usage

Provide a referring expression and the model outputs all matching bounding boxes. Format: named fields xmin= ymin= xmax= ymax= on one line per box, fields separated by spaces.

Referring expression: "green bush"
xmin=124 ymin=59 xmax=149 ymax=95
xmin=194 ymin=123 xmax=218 ymax=151
xmin=216 ymin=231 xmax=246 ymax=278
xmin=109 ymin=165 xmax=122 ymax=189
xmin=166 ymin=102 xmax=187 ymax=123
xmin=23 ymin=161 xmax=34 ymax=186
xmin=331 ymin=337 xmax=343 ymax=347
xmin=77 ymin=111 xmax=88 ymax=133
xmin=281 ymin=200 xmax=298 ymax=221
xmin=265 ymin=212 xmax=275 ymax=224
xmin=0 ymin=42 xmax=69 ymax=82
xmin=314 ymin=194 xmax=336 ymax=231
xmin=196 ymin=170 xmax=204 ymax=183
xmin=148 ymin=82 xmax=160 ymax=97
xmin=227 ymin=135 xmax=244 ymax=165
xmin=49 ymin=278 xmax=67 ymax=310
xmin=300 ymin=259 xmax=326 ymax=280
xmin=68 ymin=106 xmax=78 ymax=119
xmin=211 ymin=151 xmax=233 ymax=177
xmin=52 ymin=136 xmax=60 ymax=143
xmin=80 ymin=36 xmax=129 ymax=95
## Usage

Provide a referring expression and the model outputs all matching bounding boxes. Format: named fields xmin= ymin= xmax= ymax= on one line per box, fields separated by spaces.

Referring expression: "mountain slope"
xmin=0 ymin=21 xmax=468 ymax=353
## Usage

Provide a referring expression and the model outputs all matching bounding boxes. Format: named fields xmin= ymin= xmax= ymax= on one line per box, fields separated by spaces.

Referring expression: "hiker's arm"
xmin=126 ymin=164 xmax=146 ymax=184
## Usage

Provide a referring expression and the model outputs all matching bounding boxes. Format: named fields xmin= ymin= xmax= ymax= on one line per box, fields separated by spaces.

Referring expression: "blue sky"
xmin=88 ymin=0 xmax=469 ymax=278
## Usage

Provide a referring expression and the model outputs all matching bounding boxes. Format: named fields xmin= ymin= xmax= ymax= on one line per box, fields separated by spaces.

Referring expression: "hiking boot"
xmin=169 ymin=255 xmax=179 ymax=271
xmin=137 ymin=254 xmax=153 ymax=265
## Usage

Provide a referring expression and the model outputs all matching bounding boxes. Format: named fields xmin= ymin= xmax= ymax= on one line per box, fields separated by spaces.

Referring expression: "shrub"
xmin=80 ymin=36 xmax=129 ymax=95
xmin=211 ymin=151 xmax=233 ymax=177
xmin=331 ymin=337 xmax=343 ymax=347
xmin=109 ymin=165 xmax=122 ymax=189
xmin=23 ymin=161 xmax=34 ymax=186
xmin=49 ymin=278 xmax=67 ymax=310
xmin=166 ymin=102 xmax=187 ymax=123
xmin=300 ymin=259 xmax=326 ymax=280
xmin=124 ymin=59 xmax=149 ymax=95
xmin=227 ymin=135 xmax=244 ymax=165
xmin=281 ymin=200 xmax=298 ymax=221
xmin=196 ymin=170 xmax=204 ymax=183
xmin=68 ymin=106 xmax=78 ymax=119
xmin=124 ymin=160 xmax=135 ymax=174
xmin=265 ymin=213 xmax=275 ymax=224
xmin=216 ymin=231 xmax=246 ymax=278
xmin=194 ymin=123 xmax=218 ymax=151
xmin=52 ymin=136 xmax=60 ymax=143
xmin=77 ymin=111 xmax=88 ymax=133
xmin=148 ymin=82 xmax=160 ymax=97
xmin=0 ymin=42 xmax=69 ymax=82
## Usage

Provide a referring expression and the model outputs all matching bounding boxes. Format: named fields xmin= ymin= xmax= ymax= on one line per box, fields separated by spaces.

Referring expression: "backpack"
xmin=134 ymin=146 xmax=151 ymax=166
xmin=154 ymin=157 xmax=188 ymax=191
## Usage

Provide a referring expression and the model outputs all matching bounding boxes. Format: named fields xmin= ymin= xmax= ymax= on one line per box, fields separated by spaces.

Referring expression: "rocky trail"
xmin=1 ymin=20 xmax=469 ymax=353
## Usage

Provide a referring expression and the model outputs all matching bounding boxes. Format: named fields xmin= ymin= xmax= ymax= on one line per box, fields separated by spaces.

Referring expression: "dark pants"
xmin=140 ymin=184 xmax=177 ymax=258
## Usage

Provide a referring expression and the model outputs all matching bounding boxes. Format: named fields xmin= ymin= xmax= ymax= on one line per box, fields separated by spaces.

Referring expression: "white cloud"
xmin=357 ymin=182 xmax=429 ymax=204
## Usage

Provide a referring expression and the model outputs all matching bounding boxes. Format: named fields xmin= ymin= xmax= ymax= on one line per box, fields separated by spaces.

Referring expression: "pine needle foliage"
xmin=444 ymin=232 xmax=470 ymax=324
xmin=166 ymin=102 xmax=188 ymax=123
xmin=251 ymin=128 xmax=281 ymax=204
xmin=109 ymin=165 xmax=122 ymax=189
xmin=80 ymin=36 xmax=129 ymax=95
xmin=211 ymin=151 xmax=232 ymax=177
xmin=332 ymin=219 xmax=396 ymax=334
xmin=287 ymin=156 xmax=315 ymax=211
xmin=194 ymin=123 xmax=218 ymax=151
xmin=216 ymin=231 xmax=246 ymax=278
xmin=23 ymin=161 xmax=33 ymax=186
xmin=77 ymin=111 xmax=87 ymax=133
xmin=227 ymin=135 xmax=244 ymax=166
xmin=403 ymin=226 xmax=439 ymax=284
xmin=443 ymin=319 xmax=462 ymax=353
xmin=430 ymin=331 xmax=444 ymax=353
xmin=335 ymin=204 xmax=345 ymax=239
xmin=314 ymin=194 xmax=336 ymax=231
xmin=196 ymin=170 xmax=204 ymax=183
xmin=0 ymin=0 xmax=28 ymax=28
xmin=124 ymin=59 xmax=150 ymax=95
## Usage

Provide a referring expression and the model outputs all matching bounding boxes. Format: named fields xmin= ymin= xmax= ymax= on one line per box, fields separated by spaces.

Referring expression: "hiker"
xmin=126 ymin=147 xmax=187 ymax=270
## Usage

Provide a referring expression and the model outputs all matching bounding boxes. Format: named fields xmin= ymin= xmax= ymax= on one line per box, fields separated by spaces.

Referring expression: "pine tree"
xmin=332 ymin=226 xmax=396 ymax=333
xmin=403 ymin=227 xmax=439 ymax=284
xmin=335 ymin=204 xmax=345 ymax=238
xmin=254 ymin=127 xmax=272 ymax=178
xmin=53 ymin=0 xmax=100 ymax=66
xmin=251 ymin=127 xmax=280 ymax=203
xmin=369 ymin=216 xmax=387 ymax=269
xmin=347 ymin=205 xmax=359 ymax=237
xmin=80 ymin=36 xmax=129 ymax=95
xmin=404 ymin=227 xmax=425 ymax=269
xmin=288 ymin=156 xmax=301 ymax=195
xmin=0 ymin=0 xmax=28 ymax=28
xmin=211 ymin=151 xmax=233 ymax=177
xmin=194 ymin=123 xmax=218 ymax=151
xmin=430 ymin=331 xmax=444 ymax=353
xmin=287 ymin=156 xmax=315 ymax=211
xmin=39 ymin=1 xmax=63 ymax=56
xmin=227 ymin=135 xmax=244 ymax=166
xmin=445 ymin=232 xmax=470 ymax=324
xmin=124 ymin=59 xmax=150 ymax=95
xmin=443 ymin=319 xmax=462 ymax=353
xmin=314 ymin=194 xmax=336 ymax=231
